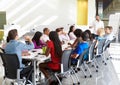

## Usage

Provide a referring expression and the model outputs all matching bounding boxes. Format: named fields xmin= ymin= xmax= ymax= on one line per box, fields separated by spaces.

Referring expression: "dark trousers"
xmin=20 ymin=65 xmax=33 ymax=82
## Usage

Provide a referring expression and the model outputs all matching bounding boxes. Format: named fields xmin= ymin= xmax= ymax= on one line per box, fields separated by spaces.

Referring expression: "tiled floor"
xmin=62 ymin=57 xmax=120 ymax=85
xmin=0 ymin=43 xmax=120 ymax=85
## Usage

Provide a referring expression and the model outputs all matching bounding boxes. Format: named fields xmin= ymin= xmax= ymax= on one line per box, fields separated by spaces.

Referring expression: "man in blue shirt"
xmin=71 ymin=32 xmax=89 ymax=64
xmin=5 ymin=29 xmax=34 ymax=81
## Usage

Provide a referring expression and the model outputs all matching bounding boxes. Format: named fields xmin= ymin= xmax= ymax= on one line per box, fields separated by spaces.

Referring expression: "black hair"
xmin=60 ymin=27 xmax=64 ymax=30
xmin=49 ymin=31 xmax=62 ymax=58
xmin=91 ymin=33 xmax=96 ymax=40
xmin=68 ymin=25 xmax=74 ymax=35
xmin=74 ymin=29 xmax=82 ymax=38
xmin=81 ymin=32 xmax=89 ymax=41
xmin=32 ymin=31 xmax=42 ymax=46
xmin=6 ymin=36 xmax=9 ymax=43
xmin=84 ymin=30 xmax=92 ymax=40
xmin=7 ymin=29 xmax=17 ymax=42
xmin=56 ymin=28 xmax=62 ymax=32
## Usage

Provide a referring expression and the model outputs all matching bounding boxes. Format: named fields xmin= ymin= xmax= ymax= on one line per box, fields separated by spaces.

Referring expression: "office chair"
xmin=74 ymin=48 xmax=92 ymax=78
xmin=0 ymin=53 xmax=33 ymax=85
xmin=88 ymin=41 xmax=99 ymax=72
xmin=95 ymin=39 xmax=107 ymax=65
xmin=45 ymin=49 xmax=78 ymax=85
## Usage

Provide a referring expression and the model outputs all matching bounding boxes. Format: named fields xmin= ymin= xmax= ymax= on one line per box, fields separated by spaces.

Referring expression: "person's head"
xmin=60 ymin=27 xmax=64 ymax=34
xmin=43 ymin=28 xmax=50 ymax=35
xmin=91 ymin=34 xmax=96 ymax=40
xmin=104 ymin=26 xmax=111 ymax=34
xmin=56 ymin=28 xmax=62 ymax=35
xmin=49 ymin=31 xmax=62 ymax=58
xmin=84 ymin=30 xmax=92 ymax=40
xmin=81 ymin=32 xmax=89 ymax=41
xmin=96 ymin=15 xmax=100 ymax=21
xmin=74 ymin=29 xmax=82 ymax=38
xmin=68 ymin=25 xmax=75 ymax=34
xmin=97 ymin=28 xmax=105 ymax=37
xmin=32 ymin=31 xmax=42 ymax=46
xmin=7 ymin=29 xmax=18 ymax=42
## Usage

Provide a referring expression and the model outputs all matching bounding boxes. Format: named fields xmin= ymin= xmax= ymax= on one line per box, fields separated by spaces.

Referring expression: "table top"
xmin=22 ymin=49 xmax=51 ymax=63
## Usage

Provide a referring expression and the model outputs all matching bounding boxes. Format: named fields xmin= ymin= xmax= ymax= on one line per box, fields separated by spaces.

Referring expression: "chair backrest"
xmin=103 ymin=40 xmax=112 ymax=51
xmin=0 ymin=53 xmax=20 ymax=79
xmin=61 ymin=49 xmax=72 ymax=72
xmin=97 ymin=39 xmax=106 ymax=54
xmin=89 ymin=41 xmax=96 ymax=60
xmin=77 ymin=49 xmax=89 ymax=67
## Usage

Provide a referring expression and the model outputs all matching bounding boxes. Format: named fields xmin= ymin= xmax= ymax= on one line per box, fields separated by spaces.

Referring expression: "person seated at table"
xmin=104 ymin=26 xmax=115 ymax=41
xmin=32 ymin=31 xmax=46 ymax=49
xmin=84 ymin=30 xmax=93 ymax=41
xmin=96 ymin=28 xmax=105 ymax=41
xmin=4 ymin=29 xmax=34 ymax=82
xmin=59 ymin=27 xmax=70 ymax=42
xmin=71 ymin=32 xmax=89 ymax=65
xmin=68 ymin=25 xmax=76 ymax=40
xmin=39 ymin=31 xmax=62 ymax=85
xmin=68 ymin=29 xmax=83 ymax=48
xmin=84 ymin=30 xmax=93 ymax=45
xmin=95 ymin=28 xmax=106 ymax=55
xmin=41 ymin=28 xmax=50 ymax=43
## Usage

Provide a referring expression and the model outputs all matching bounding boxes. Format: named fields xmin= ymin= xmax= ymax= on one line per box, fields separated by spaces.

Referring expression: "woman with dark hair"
xmin=32 ymin=31 xmax=46 ymax=49
xmin=4 ymin=29 xmax=34 ymax=81
xmin=68 ymin=25 xmax=76 ymax=40
xmin=84 ymin=30 xmax=92 ymax=41
xmin=39 ymin=31 xmax=62 ymax=84
xmin=68 ymin=29 xmax=83 ymax=48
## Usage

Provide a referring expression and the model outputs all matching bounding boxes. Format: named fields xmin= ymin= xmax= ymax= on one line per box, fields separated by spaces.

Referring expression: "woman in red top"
xmin=39 ymin=31 xmax=62 ymax=84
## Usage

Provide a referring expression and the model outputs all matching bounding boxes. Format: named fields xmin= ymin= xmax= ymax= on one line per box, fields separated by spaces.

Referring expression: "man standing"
xmin=90 ymin=15 xmax=104 ymax=34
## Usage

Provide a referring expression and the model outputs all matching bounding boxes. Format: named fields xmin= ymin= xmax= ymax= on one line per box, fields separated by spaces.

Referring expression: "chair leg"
xmin=69 ymin=72 xmax=76 ymax=85
xmin=92 ymin=59 xmax=98 ymax=72
xmin=80 ymin=65 xmax=87 ymax=78
xmin=71 ymin=67 xmax=80 ymax=84
xmin=102 ymin=53 xmax=107 ymax=65
xmin=54 ymin=73 xmax=62 ymax=85
xmin=93 ymin=57 xmax=99 ymax=68
xmin=84 ymin=62 xmax=92 ymax=78
xmin=27 ymin=80 xmax=33 ymax=85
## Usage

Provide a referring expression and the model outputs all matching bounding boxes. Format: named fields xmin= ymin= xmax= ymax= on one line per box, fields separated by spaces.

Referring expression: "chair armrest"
xmin=17 ymin=69 xmax=21 ymax=80
xmin=61 ymin=63 xmax=63 ymax=73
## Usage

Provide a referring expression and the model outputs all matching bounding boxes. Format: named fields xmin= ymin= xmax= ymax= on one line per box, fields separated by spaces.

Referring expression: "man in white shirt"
xmin=41 ymin=28 xmax=50 ymax=43
xmin=90 ymin=15 xmax=104 ymax=34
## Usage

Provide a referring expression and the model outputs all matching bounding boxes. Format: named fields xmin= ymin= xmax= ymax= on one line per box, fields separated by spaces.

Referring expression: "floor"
xmin=0 ymin=43 xmax=120 ymax=85
xmin=62 ymin=57 xmax=120 ymax=85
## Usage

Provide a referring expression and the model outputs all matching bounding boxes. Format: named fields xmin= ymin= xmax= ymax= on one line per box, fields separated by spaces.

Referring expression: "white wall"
xmin=0 ymin=0 xmax=76 ymax=35
xmin=0 ymin=0 xmax=96 ymax=36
